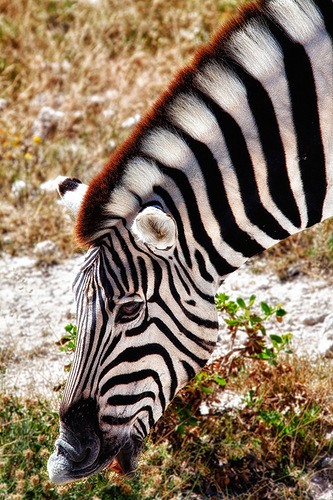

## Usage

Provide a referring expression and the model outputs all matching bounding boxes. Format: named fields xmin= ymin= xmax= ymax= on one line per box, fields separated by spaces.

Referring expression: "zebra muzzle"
xmin=47 ymin=425 xmax=102 ymax=484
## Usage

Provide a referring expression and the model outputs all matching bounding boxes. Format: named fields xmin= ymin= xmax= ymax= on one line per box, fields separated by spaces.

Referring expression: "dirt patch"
xmin=0 ymin=253 xmax=81 ymax=399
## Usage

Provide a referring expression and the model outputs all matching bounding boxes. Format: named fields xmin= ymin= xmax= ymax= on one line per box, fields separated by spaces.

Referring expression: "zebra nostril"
xmin=54 ymin=414 xmax=101 ymax=469
xmin=56 ymin=437 xmax=93 ymax=464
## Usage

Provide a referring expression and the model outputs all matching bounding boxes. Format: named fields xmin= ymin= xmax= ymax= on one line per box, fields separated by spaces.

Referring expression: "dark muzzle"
xmin=47 ymin=398 xmax=143 ymax=484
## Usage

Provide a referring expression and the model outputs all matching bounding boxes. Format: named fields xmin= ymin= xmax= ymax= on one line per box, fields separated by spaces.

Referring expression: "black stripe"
xmin=81 ymin=274 xmax=112 ymax=392
xmin=211 ymin=59 xmax=302 ymax=229
xmin=146 ymin=157 xmax=236 ymax=276
xmin=168 ymin=123 xmax=265 ymax=256
xmin=99 ymin=252 xmax=115 ymax=311
xmin=182 ymin=360 xmax=196 ymax=381
xmin=152 ymin=295 xmax=216 ymax=352
xmin=173 ymin=248 xmax=215 ymax=304
xmin=151 ymin=251 xmax=218 ymax=330
xmin=108 ymin=392 xmax=156 ymax=406
xmin=102 ymin=405 xmax=154 ymax=428
xmin=80 ymin=276 xmax=97 ymax=382
xmin=101 ymin=251 xmax=124 ymax=299
xmin=113 ymin=226 xmax=139 ymax=292
xmin=267 ymin=20 xmax=327 ymax=227
xmin=99 ymin=344 xmax=178 ymax=400
xmin=194 ymin=249 xmax=214 ymax=283
xmin=194 ymin=88 xmax=292 ymax=239
xmin=100 ymin=333 xmax=122 ymax=366
xmin=174 ymin=264 xmax=191 ymax=295
xmin=137 ymin=418 xmax=148 ymax=437
xmin=100 ymin=369 xmax=166 ymax=411
xmin=151 ymin=184 xmax=192 ymax=268
xmin=138 ymin=256 xmax=148 ymax=297
xmin=127 ymin=225 xmax=215 ymax=304
xmin=103 ymin=239 xmax=127 ymax=295
xmin=150 ymin=317 xmax=210 ymax=366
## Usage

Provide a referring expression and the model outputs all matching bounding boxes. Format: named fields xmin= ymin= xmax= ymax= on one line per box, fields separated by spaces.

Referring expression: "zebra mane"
xmin=75 ymin=0 xmax=267 ymax=245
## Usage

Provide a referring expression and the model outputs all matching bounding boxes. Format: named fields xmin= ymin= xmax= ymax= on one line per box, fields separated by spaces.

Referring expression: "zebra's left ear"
xmin=132 ymin=206 xmax=177 ymax=250
xmin=56 ymin=176 xmax=88 ymax=218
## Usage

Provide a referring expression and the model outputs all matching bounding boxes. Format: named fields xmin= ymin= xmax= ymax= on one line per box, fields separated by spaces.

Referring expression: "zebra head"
xmin=48 ymin=177 xmax=220 ymax=484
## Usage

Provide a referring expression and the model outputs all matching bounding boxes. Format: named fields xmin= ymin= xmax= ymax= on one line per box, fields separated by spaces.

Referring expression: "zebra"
xmin=48 ymin=0 xmax=333 ymax=485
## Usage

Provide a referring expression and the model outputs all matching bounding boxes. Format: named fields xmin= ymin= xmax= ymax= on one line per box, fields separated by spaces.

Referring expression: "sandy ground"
xmin=1 ymin=252 xmax=333 ymax=400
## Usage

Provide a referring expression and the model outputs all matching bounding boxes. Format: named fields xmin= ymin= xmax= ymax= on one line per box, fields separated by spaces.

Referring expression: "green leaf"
xmin=249 ymin=294 xmax=256 ymax=306
xmin=213 ymin=376 xmax=227 ymax=386
xmin=225 ymin=319 xmax=239 ymax=326
xmin=276 ymin=308 xmax=287 ymax=317
xmin=250 ymin=316 xmax=263 ymax=324
xmin=200 ymin=386 xmax=212 ymax=394
xmin=176 ymin=424 xmax=185 ymax=435
xmin=270 ymin=334 xmax=283 ymax=344
xmin=237 ymin=297 xmax=246 ymax=309
xmin=260 ymin=302 xmax=271 ymax=315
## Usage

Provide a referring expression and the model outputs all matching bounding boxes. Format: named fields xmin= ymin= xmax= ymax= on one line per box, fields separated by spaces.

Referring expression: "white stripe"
xmin=268 ymin=0 xmax=324 ymax=44
xmin=169 ymin=92 xmax=279 ymax=249
xmin=196 ymin=59 xmax=307 ymax=233
xmin=228 ymin=21 xmax=308 ymax=228
xmin=105 ymin=158 xmax=165 ymax=219
xmin=268 ymin=0 xmax=333 ymax=224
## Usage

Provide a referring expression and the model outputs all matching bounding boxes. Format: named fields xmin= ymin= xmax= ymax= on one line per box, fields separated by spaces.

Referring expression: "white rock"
xmin=33 ymin=240 xmax=58 ymax=257
xmin=121 ymin=113 xmax=141 ymax=128
xmin=102 ymin=107 xmax=115 ymax=118
xmin=61 ymin=60 xmax=71 ymax=72
xmin=31 ymin=106 xmax=65 ymax=140
xmin=11 ymin=180 xmax=26 ymax=198
xmin=318 ymin=313 xmax=333 ymax=358
xmin=88 ymin=94 xmax=105 ymax=105
xmin=0 ymin=98 xmax=8 ymax=110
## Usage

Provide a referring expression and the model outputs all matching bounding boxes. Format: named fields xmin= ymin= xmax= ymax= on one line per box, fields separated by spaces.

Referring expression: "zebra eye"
xmin=116 ymin=301 xmax=142 ymax=323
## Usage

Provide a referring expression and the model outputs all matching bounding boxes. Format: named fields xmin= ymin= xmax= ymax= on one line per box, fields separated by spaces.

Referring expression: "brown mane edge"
xmin=75 ymin=0 xmax=264 ymax=247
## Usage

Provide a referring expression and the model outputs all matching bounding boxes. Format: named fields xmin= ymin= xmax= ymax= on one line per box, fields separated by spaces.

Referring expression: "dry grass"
xmin=1 ymin=354 xmax=332 ymax=499
xmin=262 ymin=219 xmax=333 ymax=280
xmin=0 ymin=0 xmax=247 ymax=256
xmin=147 ymin=354 xmax=333 ymax=498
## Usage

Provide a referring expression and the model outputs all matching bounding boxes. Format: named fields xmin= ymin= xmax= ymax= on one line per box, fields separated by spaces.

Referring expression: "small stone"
xmin=33 ymin=240 xmax=57 ymax=257
xmin=11 ymin=180 xmax=26 ymax=198
xmin=31 ymin=106 xmax=65 ymax=140
xmin=0 ymin=98 xmax=8 ymax=111
xmin=121 ymin=113 xmax=141 ymax=128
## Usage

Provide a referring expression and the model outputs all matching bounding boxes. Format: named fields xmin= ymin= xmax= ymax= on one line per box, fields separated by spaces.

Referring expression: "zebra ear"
xmin=132 ymin=206 xmax=177 ymax=250
xmin=56 ymin=176 xmax=88 ymax=218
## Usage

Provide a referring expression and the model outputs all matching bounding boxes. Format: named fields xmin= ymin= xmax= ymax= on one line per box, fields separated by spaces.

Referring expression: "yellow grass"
xmin=0 ymin=0 xmax=247 ymax=256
